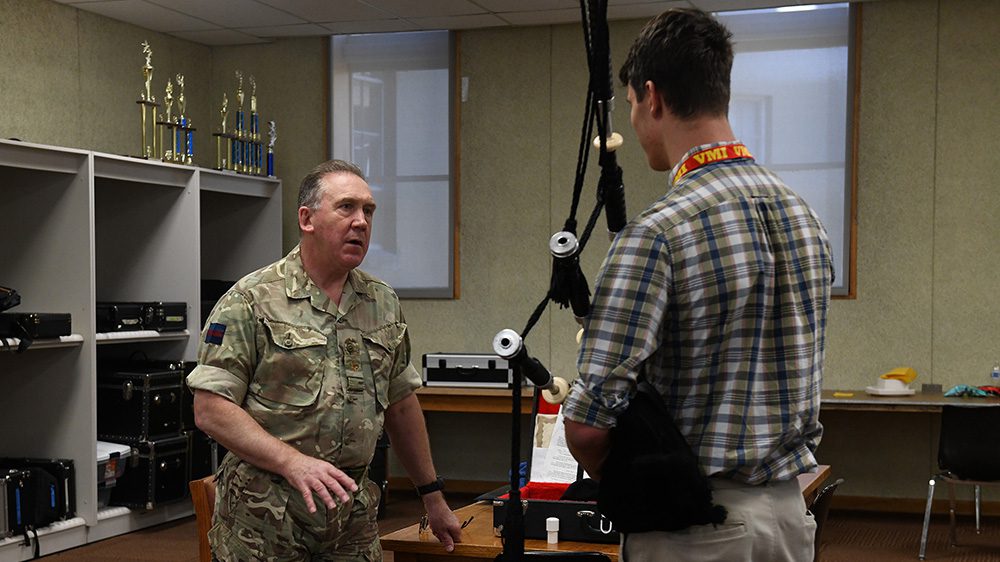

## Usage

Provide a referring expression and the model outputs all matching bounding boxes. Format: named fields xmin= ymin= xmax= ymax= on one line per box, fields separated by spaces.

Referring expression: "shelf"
xmin=0 ymin=139 xmax=279 ymax=560
xmin=1 ymin=334 xmax=84 ymax=352
xmin=95 ymin=330 xmax=190 ymax=345
xmin=92 ymin=153 xmax=193 ymax=188
xmin=88 ymin=503 xmax=193 ymax=543
xmin=0 ymin=517 xmax=86 ymax=561
xmin=0 ymin=139 xmax=88 ymax=175
xmin=200 ymin=168 xmax=279 ymax=197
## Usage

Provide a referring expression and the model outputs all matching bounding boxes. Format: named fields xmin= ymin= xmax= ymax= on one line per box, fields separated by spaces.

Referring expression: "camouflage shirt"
xmin=187 ymin=245 xmax=422 ymax=468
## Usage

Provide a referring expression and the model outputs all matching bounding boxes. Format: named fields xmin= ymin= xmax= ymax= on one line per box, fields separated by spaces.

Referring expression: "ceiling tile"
xmin=608 ymin=1 xmax=690 ymax=20
xmin=689 ymin=0 xmax=785 ymax=11
xmin=366 ymin=0 xmax=486 ymax=18
xmin=146 ymin=0 xmax=304 ymax=28
xmin=322 ymin=19 xmax=420 ymax=34
xmin=474 ymin=0 xmax=578 ymax=11
xmin=170 ymin=28 xmax=268 ymax=46
xmin=256 ymin=0 xmax=391 ymax=22
xmin=238 ymin=23 xmax=332 ymax=38
xmin=499 ymin=9 xmax=582 ymax=26
xmin=408 ymin=13 xmax=508 ymax=30
xmin=73 ymin=0 xmax=218 ymax=31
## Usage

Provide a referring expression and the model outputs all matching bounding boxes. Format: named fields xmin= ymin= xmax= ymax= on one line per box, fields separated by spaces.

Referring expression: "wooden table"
xmin=382 ymin=465 xmax=831 ymax=561
xmin=416 ymin=387 xmax=535 ymax=414
xmin=820 ymin=389 xmax=1000 ymax=413
xmin=416 ymin=386 xmax=1000 ymax=416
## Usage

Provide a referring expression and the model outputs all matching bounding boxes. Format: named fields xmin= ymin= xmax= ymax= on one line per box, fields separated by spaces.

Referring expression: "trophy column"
xmin=135 ymin=40 xmax=159 ymax=159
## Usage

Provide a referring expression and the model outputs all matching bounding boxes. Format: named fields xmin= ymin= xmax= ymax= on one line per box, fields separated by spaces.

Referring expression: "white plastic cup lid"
xmin=546 ymin=517 xmax=559 ymax=531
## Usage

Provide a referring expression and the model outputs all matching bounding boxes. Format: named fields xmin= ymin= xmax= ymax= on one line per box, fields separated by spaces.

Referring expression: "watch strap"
xmin=416 ymin=476 xmax=445 ymax=496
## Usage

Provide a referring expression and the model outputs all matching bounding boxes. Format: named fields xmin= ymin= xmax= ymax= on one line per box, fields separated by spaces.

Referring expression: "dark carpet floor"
xmin=39 ymin=501 xmax=1000 ymax=561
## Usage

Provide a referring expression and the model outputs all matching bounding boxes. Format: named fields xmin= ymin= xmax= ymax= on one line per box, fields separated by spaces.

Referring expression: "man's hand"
xmin=280 ymin=453 xmax=359 ymax=513
xmin=423 ymin=492 xmax=462 ymax=552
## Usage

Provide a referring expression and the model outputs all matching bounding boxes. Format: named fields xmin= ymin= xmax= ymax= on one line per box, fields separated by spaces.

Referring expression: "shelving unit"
xmin=0 ymin=139 xmax=281 ymax=561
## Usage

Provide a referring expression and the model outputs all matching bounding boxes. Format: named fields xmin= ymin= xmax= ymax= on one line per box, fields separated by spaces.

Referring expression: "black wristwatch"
xmin=416 ymin=476 xmax=445 ymax=496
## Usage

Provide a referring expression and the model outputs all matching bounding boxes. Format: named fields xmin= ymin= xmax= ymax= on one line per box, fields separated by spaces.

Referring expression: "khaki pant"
xmin=210 ymin=460 xmax=381 ymax=561
xmin=621 ymin=478 xmax=816 ymax=562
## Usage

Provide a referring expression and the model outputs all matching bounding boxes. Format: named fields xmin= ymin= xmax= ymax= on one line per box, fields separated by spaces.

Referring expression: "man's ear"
xmin=644 ymin=80 xmax=663 ymax=118
xmin=298 ymin=206 xmax=314 ymax=233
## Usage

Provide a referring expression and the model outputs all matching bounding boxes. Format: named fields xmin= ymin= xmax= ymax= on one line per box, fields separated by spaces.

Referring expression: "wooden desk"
xmin=820 ymin=389 xmax=1000 ymax=413
xmin=416 ymin=387 xmax=1000 ymax=416
xmin=416 ymin=387 xmax=535 ymax=414
xmin=382 ymin=465 xmax=831 ymax=561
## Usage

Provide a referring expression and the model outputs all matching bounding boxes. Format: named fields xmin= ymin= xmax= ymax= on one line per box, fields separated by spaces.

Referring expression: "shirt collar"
xmin=283 ymin=245 xmax=375 ymax=316
xmin=669 ymin=139 xmax=746 ymax=186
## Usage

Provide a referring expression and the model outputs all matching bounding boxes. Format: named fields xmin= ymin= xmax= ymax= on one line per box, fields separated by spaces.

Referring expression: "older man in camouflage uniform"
xmin=188 ymin=160 xmax=462 ymax=561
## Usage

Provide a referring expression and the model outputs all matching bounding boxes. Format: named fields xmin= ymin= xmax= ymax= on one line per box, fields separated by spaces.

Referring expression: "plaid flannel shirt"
xmin=563 ymin=141 xmax=834 ymax=484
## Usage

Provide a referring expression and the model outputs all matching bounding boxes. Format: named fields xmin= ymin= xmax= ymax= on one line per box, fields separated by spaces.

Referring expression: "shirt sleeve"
xmin=385 ymin=316 xmax=423 ymax=405
xmin=186 ymin=289 xmax=257 ymax=406
xmin=562 ymin=224 xmax=672 ymax=429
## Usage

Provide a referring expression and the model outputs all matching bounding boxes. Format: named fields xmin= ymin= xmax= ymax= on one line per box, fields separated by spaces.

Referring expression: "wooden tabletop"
xmin=414 ymin=386 xmax=1000 ymax=415
xmin=382 ymin=465 xmax=831 ymax=561
xmin=820 ymin=389 xmax=1000 ymax=412
xmin=415 ymin=386 xmax=535 ymax=414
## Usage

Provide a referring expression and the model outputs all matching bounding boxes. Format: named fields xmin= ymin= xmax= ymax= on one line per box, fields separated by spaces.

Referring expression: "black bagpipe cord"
xmin=519 ymin=0 xmax=623 ymax=343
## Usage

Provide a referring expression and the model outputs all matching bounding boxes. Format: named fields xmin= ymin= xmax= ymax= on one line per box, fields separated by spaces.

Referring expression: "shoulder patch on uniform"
xmin=205 ymin=322 xmax=226 ymax=345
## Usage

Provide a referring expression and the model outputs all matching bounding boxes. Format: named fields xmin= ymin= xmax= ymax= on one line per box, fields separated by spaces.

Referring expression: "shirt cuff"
xmin=387 ymin=363 xmax=423 ymax=405
xmin=561 ymin=378 xmax=618 ymax=429
xmin=186 ymin=364 xmax=248 ymax=406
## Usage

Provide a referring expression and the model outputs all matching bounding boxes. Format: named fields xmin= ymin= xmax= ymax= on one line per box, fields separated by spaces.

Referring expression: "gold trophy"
xmin=266 ymin=120 xmax=276 ymax=177
xmin=249 ymin=76 xmax=259 ymax=175
xmin=135 ymin=41 xmax=160 ymax=158
xmin=160 ymin=79 xmax=174 ymax=161
xmin=234 ymin=71 xmax=245 ymax=172
xmin=215 ymin=93 xmax=229 ymax=170
xmin=176 ymin=73 xmax=194 ymax=165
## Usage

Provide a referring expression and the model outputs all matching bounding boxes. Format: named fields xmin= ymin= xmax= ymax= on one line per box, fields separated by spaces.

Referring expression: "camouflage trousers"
xmin=210 ymin=459 xmax=381 ymax=561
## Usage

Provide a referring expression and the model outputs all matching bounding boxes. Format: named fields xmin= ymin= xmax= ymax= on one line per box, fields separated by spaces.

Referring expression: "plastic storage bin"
xmin=96 ymin=441 xmax=132 ymax=508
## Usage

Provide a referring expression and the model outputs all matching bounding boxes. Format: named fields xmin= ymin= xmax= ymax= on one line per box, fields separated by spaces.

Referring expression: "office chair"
xmin=809 ymin=477 xmax=844 ymax=562
xmin=918 ymin=405 xmax=1000 ymax=560
xmin=189 ymin=475 xmax=217 ymax=562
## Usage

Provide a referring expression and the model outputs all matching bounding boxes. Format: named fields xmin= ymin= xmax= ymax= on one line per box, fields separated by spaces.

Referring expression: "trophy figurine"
xmin=141 ymin=41 xmax=154 ymax=103
xmin=135 ymin=40 xmax=159 ymax=159
xmin=215 ymin=93 xmax=229 ymax=170
xmin=266 ymin=120 xmax=276 ymax=178
xmin=234 ymin=71 xmax=245 ymax=173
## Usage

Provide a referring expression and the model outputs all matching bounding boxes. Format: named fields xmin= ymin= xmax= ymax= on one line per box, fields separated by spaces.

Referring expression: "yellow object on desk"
xmin=881 ymin=367 xmax=917 ymax=384
xmin=832 ymin=391 xmax=855 ymax=398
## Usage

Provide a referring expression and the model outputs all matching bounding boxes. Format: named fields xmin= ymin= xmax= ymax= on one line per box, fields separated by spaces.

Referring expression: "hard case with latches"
xmin=108 ymin=434 xmax=190 ymax=510
xmin=97 ymin=360 xmax=186 ymax=441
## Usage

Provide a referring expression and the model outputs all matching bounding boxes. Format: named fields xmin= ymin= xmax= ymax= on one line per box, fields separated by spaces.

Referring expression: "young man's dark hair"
xmin=618 ymin=8 xmax=734 ymax=118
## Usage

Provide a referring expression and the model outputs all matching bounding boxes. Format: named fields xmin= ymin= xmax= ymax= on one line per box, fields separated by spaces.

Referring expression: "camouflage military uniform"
xmin=187 ymin=245 xmax=422 ymax=561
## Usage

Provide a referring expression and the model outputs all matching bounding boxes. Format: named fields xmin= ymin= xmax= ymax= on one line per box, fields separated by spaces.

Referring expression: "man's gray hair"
xmin=297 ymin=160 xmax=366 ymax=210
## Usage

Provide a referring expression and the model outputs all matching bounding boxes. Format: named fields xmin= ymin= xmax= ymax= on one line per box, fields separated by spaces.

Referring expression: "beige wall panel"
xmin=932 ymin=0 xmax=1000 ymax=383
xmin=0 ymin=0 xmax=80 ymax=147
xmin=76 ymin=11 xmax=212 ymax=164
xmin=211 ymin=38 xmax=328 ymax=252
xmin=823 ymin=0 xmax=937 ymax=391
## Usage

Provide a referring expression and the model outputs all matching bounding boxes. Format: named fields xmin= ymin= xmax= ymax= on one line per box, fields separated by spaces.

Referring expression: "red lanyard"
xmin=672 ymin=143 xmax=753 ymax=184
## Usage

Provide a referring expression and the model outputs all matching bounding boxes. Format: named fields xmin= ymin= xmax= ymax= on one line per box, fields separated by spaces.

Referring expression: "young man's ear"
xmin=644 ymin=80 xmax=663 ymax=118
xmin=298 ymin=206 xmax=314 ymax=233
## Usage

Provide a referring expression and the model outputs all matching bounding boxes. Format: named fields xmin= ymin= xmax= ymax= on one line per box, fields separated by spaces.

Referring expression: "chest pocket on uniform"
xmin=361 ymin=322 xmax=405 ymax=411
xmin=251 ymin=317 xmax=327 ymax=407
